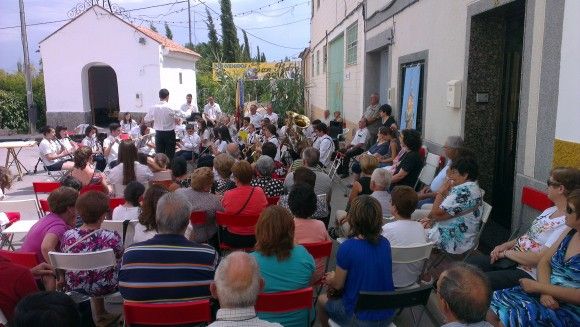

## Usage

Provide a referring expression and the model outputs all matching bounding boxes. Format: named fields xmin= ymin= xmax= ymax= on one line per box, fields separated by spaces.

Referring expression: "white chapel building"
xmin=40 ymin=5 xmax=200 ymax=128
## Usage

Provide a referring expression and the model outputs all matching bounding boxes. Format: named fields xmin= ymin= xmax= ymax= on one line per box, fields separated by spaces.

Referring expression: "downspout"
xmin=325 ymin=30 xmax=328 ymax=117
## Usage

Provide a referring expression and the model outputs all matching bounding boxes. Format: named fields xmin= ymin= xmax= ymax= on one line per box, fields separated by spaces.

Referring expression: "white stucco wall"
xmin=555 ymin=0 xmax=580 ymax=143
xmin=160 ymin=55 xmax=198 ymax=110
xmin=366 ymin=0 xmax=468 ymax=146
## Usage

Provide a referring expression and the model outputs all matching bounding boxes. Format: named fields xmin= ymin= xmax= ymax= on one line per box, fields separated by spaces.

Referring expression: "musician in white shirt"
xmin=136 ymin=124 xmax=156 ymax=156
xmin=262 ymin=124 xmax=281 ymax=161
xmin=144 ymin=88 xmax=186 ymax=160
xmin=246 ymin=104 xmax=264 ymax=129
xmin=312 ymin=122 xmax=335 ymax=168
xmin=175 ymin=123 xmax=201 ymax=161
xmin=120 ymin=112 xmax=137 ymax=133
xmin=55 ymin=125 xmax=78 ymax=155
xmin=202 ymin=96 xmax=221 ymax=123
xmin=263 ymin=103 xmax=278 ymax=127
xmin=81 ymin=125 xmax=107 ymax=171
xmin=38 ymin=126 xmax=74 ymax=171
xmin=103 ymin=122 xmax=122 ymax=168
xmin=180 ymin=93 xmax=199 ymax=118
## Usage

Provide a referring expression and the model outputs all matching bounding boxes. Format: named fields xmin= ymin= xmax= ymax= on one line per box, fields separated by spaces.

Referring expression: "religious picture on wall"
xmin=400 ymin=65 xmax=421 ymax=129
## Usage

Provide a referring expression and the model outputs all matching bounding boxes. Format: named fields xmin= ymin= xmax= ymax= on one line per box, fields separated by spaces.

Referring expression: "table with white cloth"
xmin=0 ymin=140 xmax=37 ymax=181
xmin=0 ymin=219 xmax=38 ymax=250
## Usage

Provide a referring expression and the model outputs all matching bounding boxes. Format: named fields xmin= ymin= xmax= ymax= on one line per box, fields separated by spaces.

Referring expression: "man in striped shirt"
xmin=119 ymin=192 xmax=219 ymax=302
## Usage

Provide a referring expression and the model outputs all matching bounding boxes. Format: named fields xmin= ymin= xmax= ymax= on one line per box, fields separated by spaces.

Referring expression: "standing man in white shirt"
xmin=362 ymin=93 xmax=381 ymax=148
xmin=103 ymin=122 xmax=122 ymax=168
xmin=312 ymin=123 xmax=335 ymax=168
xmin=203 ymin=96 xmax=221 ymax=124
xmin=180 ymin=93 xmax=199 ymax=120
xmin=263 ymin=103 xmax=278 ymax=127
xmin=337 ymin=119 xmax=369 ymax=177
xmin=247 ymin=104 xmax=263 ymax=130
xmin=144 ymin=88 xmax=185 ymax=160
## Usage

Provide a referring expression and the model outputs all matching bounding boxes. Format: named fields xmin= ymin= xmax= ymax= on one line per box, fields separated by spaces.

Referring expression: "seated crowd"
xmin=1 ymin=92 xmax=579 ymax=327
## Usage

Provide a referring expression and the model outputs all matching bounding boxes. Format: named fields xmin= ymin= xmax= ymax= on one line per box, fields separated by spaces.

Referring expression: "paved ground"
xmin=1 ymin=142 xmax=443 ymax=326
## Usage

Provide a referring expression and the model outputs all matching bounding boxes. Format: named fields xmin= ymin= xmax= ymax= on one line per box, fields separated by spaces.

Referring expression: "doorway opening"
xmin=88 ymin=65 xmax=120 ymax=127
xmin=327 ymin=34 xmax=344 ymax=117
xmin=464 ymin=0 xmax=525 ymax=248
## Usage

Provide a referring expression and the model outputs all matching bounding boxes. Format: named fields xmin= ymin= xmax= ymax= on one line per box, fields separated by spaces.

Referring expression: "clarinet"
xmin=55 ymin=138 xmax=74 ymax=160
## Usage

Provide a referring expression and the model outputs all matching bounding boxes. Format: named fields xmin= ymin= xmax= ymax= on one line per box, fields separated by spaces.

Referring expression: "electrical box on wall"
xmin=446 ymin=80 xmax=462 ymax=109
xmin=388 ymin=87 xmax=396 ymax=104
xmin=135 ymin=93 xmax=143 ymax=108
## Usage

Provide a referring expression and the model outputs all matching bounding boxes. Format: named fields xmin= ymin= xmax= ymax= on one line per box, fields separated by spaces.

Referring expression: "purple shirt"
xmin=20 ymin=213 xmax=70 ymax=263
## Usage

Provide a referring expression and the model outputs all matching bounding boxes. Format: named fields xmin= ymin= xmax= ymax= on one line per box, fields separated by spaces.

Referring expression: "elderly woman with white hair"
xmin=370 ymin=168 xmax=393 ymax=217
xmin=250 ymin=156 xmax=284 ymax=197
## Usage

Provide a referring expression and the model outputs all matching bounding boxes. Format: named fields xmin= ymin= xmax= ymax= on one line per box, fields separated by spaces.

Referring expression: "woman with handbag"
xmin=467 ymin=167 xmax=580 ymax=290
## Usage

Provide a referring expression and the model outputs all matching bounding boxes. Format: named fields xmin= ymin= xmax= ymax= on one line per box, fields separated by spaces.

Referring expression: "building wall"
xmin=366 ymin=0 xmax=468 ymax=147
xmin=160 ymin=55 xmax=198 ymax=110
xmin=553 ymin=0 xmax=580 ymax=168
xmin=308 ymin=0 xmax=364 ymax=135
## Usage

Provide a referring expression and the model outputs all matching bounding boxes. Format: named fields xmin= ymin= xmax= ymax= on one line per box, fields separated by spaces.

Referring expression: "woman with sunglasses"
xmin=467 ymin=167 xmax=580 ymax=291
xmin=487 ymin=189 xmax=580 ymax=326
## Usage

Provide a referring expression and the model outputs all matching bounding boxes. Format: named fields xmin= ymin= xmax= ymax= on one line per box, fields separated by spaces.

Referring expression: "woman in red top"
xmin=221 ymin=160 xmax=268 ymax=248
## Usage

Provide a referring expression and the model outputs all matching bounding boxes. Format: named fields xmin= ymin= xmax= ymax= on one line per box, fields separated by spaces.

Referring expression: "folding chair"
xmin=0 ymin=250 xmax=38 ymax=269
xmin=327 ymin=152 xmax=349 ymax=197
xmin=267 ymin=196 xmax=280 ymax=206
xmin=413 ymin=152 xmax=440 ymax=190
xmin=301 ymin=241 xmax=333 ymax=286
xmin=391 ymin=242 xmax=435 ymax=289
xmin=0 ymin=212 xmax=20 ymax=249
xmin=215 ymin=212 xmax=260 ymax=252
xmin=190 ymin=211 xmax=207 ymax=225
xmin=101 ymin=220 xmax=136 ymax=249
xmin=124 ymin=300 xmax=212 ymax=326
xmin=48 ymin=249 xmax=116 ymax=272
xmin=330 ymin=284 xmax=433 ymax=327
xmin=32 ymin=181 xmax=61 ymax=215
xmin=109 ymin=198 xmax=125 ymax=211
xmin=256 ymin=287 xmax=314 ymax=325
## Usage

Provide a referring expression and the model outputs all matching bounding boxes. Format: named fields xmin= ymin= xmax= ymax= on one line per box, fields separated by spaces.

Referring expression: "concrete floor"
xmin=1 ymin=144 xmax=444 ymax=326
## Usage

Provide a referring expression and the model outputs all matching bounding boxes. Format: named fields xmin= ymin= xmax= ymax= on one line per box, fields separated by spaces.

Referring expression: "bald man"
xmin=436 ymin=263 xmax=493 ymax=327
xmin=209 ymin=252 xmax=281 ymax=326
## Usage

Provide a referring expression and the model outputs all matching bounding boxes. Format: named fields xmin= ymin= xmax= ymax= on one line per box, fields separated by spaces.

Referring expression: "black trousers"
xmin=465 ymin=254 xmax=533 ymax=291
xmin=155 ymin=130 xmax=176 ymax=160
xmin=338 ymin=147 xmax=364 ymax=174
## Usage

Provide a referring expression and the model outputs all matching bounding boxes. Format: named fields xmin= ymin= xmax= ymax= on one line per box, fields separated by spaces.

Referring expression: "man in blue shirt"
xmin=119 ymin=192 xmax=219 ymax=302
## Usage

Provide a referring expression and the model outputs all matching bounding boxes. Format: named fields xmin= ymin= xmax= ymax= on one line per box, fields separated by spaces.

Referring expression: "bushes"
xmin=0 ymin=70 xmax=46 ymax=132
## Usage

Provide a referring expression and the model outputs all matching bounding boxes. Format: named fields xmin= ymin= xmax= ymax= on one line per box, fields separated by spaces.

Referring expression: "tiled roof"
xmin=135 ymin=26 xmax=201 ymax=58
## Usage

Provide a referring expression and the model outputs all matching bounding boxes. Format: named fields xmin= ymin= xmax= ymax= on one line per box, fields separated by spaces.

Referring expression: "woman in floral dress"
xmin=421 ymin=156 xmax=483 ymax=254
xmin=60 ymin=191 xmax=123 ymax=326
xmin=488 ymin=189 xmax=580 ymax=326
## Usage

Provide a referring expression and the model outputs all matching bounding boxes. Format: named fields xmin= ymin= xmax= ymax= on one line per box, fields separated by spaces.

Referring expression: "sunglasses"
xmin=547 ymin=179 xmax=561 ymax=187
xmin=566 ymin=205 xmax=576 ymax=215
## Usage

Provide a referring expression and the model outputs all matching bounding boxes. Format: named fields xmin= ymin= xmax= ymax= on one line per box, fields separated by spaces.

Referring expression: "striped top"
xmin=118 ymin=234 xmax=219 ymax=303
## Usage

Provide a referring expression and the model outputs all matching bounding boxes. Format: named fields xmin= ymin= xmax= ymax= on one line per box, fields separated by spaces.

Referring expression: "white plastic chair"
xmin=413 ymin=152 xmax=440 ymax=189
xmin=48 ymin=249 xmax=116 ymax=271
xmin=101 ymin=220 xmax=137 ymax=249
xmin=463 ymin=201 xmax=492 ymax=261
xmin=391 ymin=242 xmax=436 ymax=288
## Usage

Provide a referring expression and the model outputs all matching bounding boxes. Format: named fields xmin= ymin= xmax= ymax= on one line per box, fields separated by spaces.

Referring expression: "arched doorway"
xmin=87 ymin=65 xmax=120 ymax=127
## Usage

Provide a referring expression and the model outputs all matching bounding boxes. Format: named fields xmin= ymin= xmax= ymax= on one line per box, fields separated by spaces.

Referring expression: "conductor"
xmin=144 ymin=89 xmax=185 ymax=160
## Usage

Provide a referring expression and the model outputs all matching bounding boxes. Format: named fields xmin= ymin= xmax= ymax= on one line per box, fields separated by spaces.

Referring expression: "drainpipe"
xmin=325 ymin=30 xmax=329 ymax=119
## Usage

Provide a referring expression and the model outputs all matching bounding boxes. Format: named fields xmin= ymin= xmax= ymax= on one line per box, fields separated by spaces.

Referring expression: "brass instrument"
xmin=282 ymin=111 xmax=311 ymax=154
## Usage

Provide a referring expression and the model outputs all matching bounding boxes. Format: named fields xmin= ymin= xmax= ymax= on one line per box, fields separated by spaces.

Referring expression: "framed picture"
xmin=400 ymin=64 xmax=422 ymax=130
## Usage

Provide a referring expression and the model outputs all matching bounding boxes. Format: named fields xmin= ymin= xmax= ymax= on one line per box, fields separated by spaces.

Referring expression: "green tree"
xmin=261 ymin=53 xmax=266 ymax=62
xmin=149 ymin=23 xmax=158 ymax=32
xmin=205 ymin=8 xmax=221 ymax=61
xmin=255 ymin=46 xmax=261 ymax=62
xmin=242 ymin=30 xmax=251 ymax=61
xmin=220 ymin=0 xmax=239 ymax=62
xmin=164 ymin=22 xmax=173 ymax=40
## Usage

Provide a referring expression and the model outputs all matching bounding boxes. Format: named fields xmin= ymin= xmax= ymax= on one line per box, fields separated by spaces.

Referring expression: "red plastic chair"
xmin=32 ymin=182 xmax=61 ymax=215
xmin=256 ymin=287 xmax=313 ymax=324
xmin=522 ymin=186 xmax=553 ymax=212
xmin=80 ymin=184 xmax=106 ymax=194
xmin=215 ymin=212 xmax=260 ymax=251
xmin=1 ymin=213 xmax=21 ymax=249
xmin=39 ymin=199 xmax=51 ymax=214
xmin=267 ymin=196 xmax=280 ymax=206
xmin=190 ymin=211 xmax=207 ymax=225
xmin=0 ymin=250 xmax=38 ymax=269
xmin=301 ymin=241 xmax=333 ymax=285
xmin=123 ymin=299 xmax=212 ymax=326
xmin=109 ymin=198 xmax=126 ymax=211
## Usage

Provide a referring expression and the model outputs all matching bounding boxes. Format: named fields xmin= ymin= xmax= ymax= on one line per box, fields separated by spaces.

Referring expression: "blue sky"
xmin=0 ymin=0 xmax=311 ymax=72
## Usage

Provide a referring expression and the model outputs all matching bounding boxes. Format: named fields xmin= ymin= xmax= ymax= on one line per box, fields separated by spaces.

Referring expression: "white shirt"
xmin=120 ymin=120 xmax=137 ymax=133
xmin=381 ymin=219 xmax=428 ymax=288
xmin=209 ymin=307 xmax=282 ymax=327
xmin=112 ymin=206 xmax=140 ymax=221
xmin=371 ymin=190 xmax=392 ymax=217
xmin=430 ymin=161 xmax=450 ymax=192
xmin=203 ymin=102 xmax=222 ymax=121
xmin=350 ymin=127 xmax=369 ymax=146
xmin=103 ymin=135 xmax=120 ymax=162
xmin=132 ymin=222 xmax=157 ymax=243
xmin=144 ymin=100 xmax=185 ymax=131
xmin=214 ymin=140 xmax=227 ymax=153
xmin=247 ymin=113 xmax=264 ymax=128
xmin=39 ymin=138 xmax=61 ymax=166
xmin=266 ymin=136 xmax=281 ymax=161
xmin=58 ymin=138 xmax=76 ymax=153
xmin=313 ymin=134 xmax=335 ymax=167
xmin=263 ymin=112 xmax=278 ymax=126
xmin=108 ymin=161 xmax=153 ymax=197
xmin=129 ymin=125 xmax=141 ymax=139
xmin=82 ymin=136 xmax=101 ymax=153
xmin=180 ymin=102 xmax=198 ymax=116
xmin=200 ymin=129 xmax=212 ymax=143
xmin=180 ymin=133 xmax=201 ymax=152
